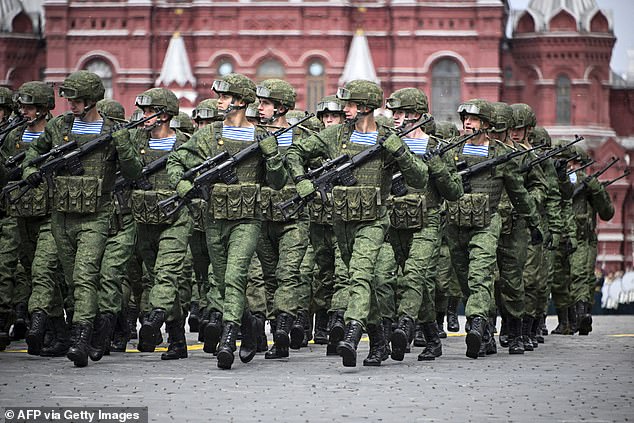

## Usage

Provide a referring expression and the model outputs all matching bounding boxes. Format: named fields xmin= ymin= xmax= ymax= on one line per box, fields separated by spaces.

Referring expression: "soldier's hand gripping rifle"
xmin=2 ymin=108 xmax=166 ymax=203
xmin=459 ymin=143 xmax=546 ymax=193
xmin=0 ymin=115 xmax=28 ymax=138
xmin=3 ymin=151 xmax=27 ymax=182
xmin=520 ymin=135 xmax=584 ymax=173
xmin=158 ymin=113 xmax=315 ymax=218
xmin=391 ymin=129 xmax=482 ymax=196
xmin=572 ymin=156 xmax=619 ymax=197
xmin=601 ymin=169 xmax=630 ymax=187
xmin=275 ymin=115 xmax=435 ymax=220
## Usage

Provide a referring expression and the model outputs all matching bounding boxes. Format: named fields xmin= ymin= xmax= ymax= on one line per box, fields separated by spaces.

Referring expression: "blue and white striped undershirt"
xmin=22 ymin=130 xmax=43 ymax=143
xmin=71 ymin=119 xmax=104 ymax=135
xmin=149 ymin=135 xmax=177 ymax=151
xmin=403 ymin=135 xmax=429 ymax=155
xmin=221 ymin=126 xmax=255 ymax=142
xmin=569 ymin=172 xmax=578 ymax=184
xmin=462 ymin=143 xmax=489 ymax=157
xmin=349 ymin=130 xmax=378 ymax=146
xmin=276 ymin=131 xmax=293 ymax=147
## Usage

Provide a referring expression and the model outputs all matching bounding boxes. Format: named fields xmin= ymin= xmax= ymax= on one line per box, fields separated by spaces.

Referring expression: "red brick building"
xmin=1 ymin=0 xmax=633 ymax=270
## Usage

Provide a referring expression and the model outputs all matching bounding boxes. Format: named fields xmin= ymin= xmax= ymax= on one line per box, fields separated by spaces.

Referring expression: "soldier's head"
xmin=316 ymin=95 xmax=345 ymax=127
xmin=97 ymin=99 xmax=126 ymax=122
xmin=15 ymin=81 xmax=55 ymax=125
xmin=212 ymin=73 xmax=256 ymax=116
xmin=489 ymin=102 xmax=515 ymax=142
xmin=573 ymin=145 xmax=592 ymax=165
xmin=286 ymin=110 xmax=324 ymax=133
xmin=434 ymin=121 xmax=459 ymax=143
xmin=458 ymin=99 xmax=493 ymax=133
xmin=510 ymin=103 xmax=536 ymax=143
xmin=256 ymin=79 xmax=296 ymax=124
xmin=59 ymin=71 xmax=105 ymax=118
xmin=135 ymin=87 xmax=179 ymax=131
xmin=170 ymin=111 xmax=195 ymax=135
xmin=386 ymin=87 xmax=429 ymax=129
xmin=0 ymin=87 xmax=14 ymax=122
xmin=375 ymin=114 xmax=395 ymax=129
xmin=337 ymin=79 xmax=383 ymax=122
xmin=193 ymin=98 xmax=223 ymax=128
xmin=530 ymin=126 xmax=551 ymax=148
xmin=245 ymin=100 xmax=260 ymax=125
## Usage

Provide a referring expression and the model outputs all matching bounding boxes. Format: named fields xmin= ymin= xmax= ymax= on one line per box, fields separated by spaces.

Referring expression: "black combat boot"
xmin=110 ymin=311 xmax=129 ymax=353
xmin=217 ymin=322 xmax=239 ymax=370
xmin=418 ymin=322 xmax=443 ymax=361
xmin=203 ymin=311 xmax=223 ymax=354
xmin=391 ymin=315 xmax=414 ymax=361
xmin=198 ymin=308 xmax=210 ymax=343
xmin=529 ymin=316 xmax=539 ymax=348
xmin=567 ymin=306 xmax=578 ymax=335
xmin=313 ymin=310 xmax=329 ymax=345
xmin=290 ymin=310 xmax=308 ymax=350
xmin=188 ymin=301 xmax=200 ymax=333
xmin=446 ymin=297 xmax=460 ymax=332
xmin=465 ymin=316 xmax=484 ymax=359
xmin=26 ymin=310 xmax=48 ymax=356
xmin=337 ymin=320 xmax=364 ymax=367
xmin=302 ymin=313 xmax=312 ymax=347
xmin=89 ymin=312 xmax=116 ymax=361
xmin=577 ymin=301 xmax=592 ymax=335
xmin=239 ymin=310 xmax=257 ymax=363
xmin=534 ymin=315 xmax=545 ymax=344
xmin=138 ymin=308 xmax=166 ymax=353
xmin=478 ymin=320 xmax=496 ymax=357
xmin=274 ymin=312 xmax=293 ymax=349
xmin=12 ymin=302 xmax=29 ymax=340
xmin=436 ymin=313 xmax=448 ymax=339
xmin=413 ymin=322 xmax=426 ymax=347
xmin=539 ymin=313 xmax=549 ymax=336
xmin=363 ymin=323 xmax=386 ymax=367
xmin=126 ymin=305 xmax=138 ymax=340
xmin=551 ymin=308 xmax=570 ymax=335
xmin=521 ymin=316 xmax=534 ymax=351
xmin=499 ymin=316 xmax=509 ymax=347
xmin=40 ymin=316 xmax=71 ymax=357
xmin=67 ymin=323 xmax=93 ymax=367
xmin=507 ymin=317 xmax=524 ymax=355
xmin=0 ymin=313 xmax=11 ymax=351
xmin=381 ymin=317 xmax=393 ymax=360
xmin=328 ymin=310 xmax=345 ymax=343
xmin=253 ymin=313 xmax=267 ymax=352
xmin=161 ymin=319 xmax=188 ymax=360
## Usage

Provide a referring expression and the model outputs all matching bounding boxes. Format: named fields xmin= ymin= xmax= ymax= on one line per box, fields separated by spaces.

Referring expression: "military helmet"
xmin=14 ymin=81 xmax=55 ymax=110
xmin=59 ymin=70 xmax=105 ymax=102
xmin=286 ymin=110 xmax=324 ymax=132
xmin=193 ymin=98 xmax=223 ymax=121
xmin=337 ymin=79 xmax=383 ymax=110
xmin=530 ymin=126 xmax=551 ymax=147
xmin=489 ymin=102 xmax=515 ymax=133
xmin=135 ymin=87 xmax=179 ymax=116
xmin=386 ymin=88 xmax=428 ymax=115
xmin=375 ymin=114 xmax=395 ymax=129
xmin=511 ymin=103 xmax=536 ymax=129
xmin=170 ymin=111 xmax=195 ymax=134
xmin=97 ymin=99 xmax=125 ymax=121
xmin=573 ymin=145 xmax=592 ymax=165
xmin=212 ymin=73 xmax=256 ymax=104
xmin=245 ymin=100 xmax=260 ymax=120
xmin=435 ymin=121 xmax=460 ymax=140
xmin=316 ymin=95 xmax=345 ymax=118
xmin=0 ymin=87 xmax=14 ymax=112
xmin=552 ymin=139 xmax=577 ymax=160
xmin=256 ymin=79 xmax=296 ymax=109
xmin=457 ymin=99 xmax=493 ymax=124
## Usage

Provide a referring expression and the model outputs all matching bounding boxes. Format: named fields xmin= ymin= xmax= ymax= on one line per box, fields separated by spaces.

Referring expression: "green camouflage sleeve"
xmin=166 ymin=126 xmax=210 ymax=188
xmin=286 ymin=125 xmax=338 ymax=181
xmin=264 ymin=148 xmax=287 ymax=190
xmin=501 ymin=155 xmax=539 ymax=228
xmin=540 ymin=159 xmax=565 ymax=235
xmin=521 ymin=152 xmax=548 ymax=211
xmin=587 ymin=177 xmax=615 ymax=221
xmin=426 ymin=153 xmax=464 ymax=201
xmin=22 ymin=116 xmax=59 ymax=173
xmin=112 ymin=124 xmax=142 ymax=181
xmin=392 ymin=145 xmax=428 ymax=190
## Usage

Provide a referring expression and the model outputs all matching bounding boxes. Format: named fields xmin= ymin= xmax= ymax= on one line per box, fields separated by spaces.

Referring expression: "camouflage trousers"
xmin=434 ymin=232 xmax=461 ymax=316
xmin=333 ymin=215 xmax=389 ymax=328
xmin=205 ymin=218 xmax=261 ymax=325
xmin=190 ymin=229 xmax=209 ymax=308
xmin=494 ymin=216 xmax=528 ymax=320
xmin=570 ymin=238 xmax=597 ymax=304
xmin=257 ymin=217 xmax=310 ymax=318
xmin=389 ymin=211 xmax=442 ymax=323
xmin=51 ymin=205 xmax=111 ymax=324
xmin=374 ymin=241 xmax=397 ymax=321
xmin=137 ymin=210 xmax=193 ymax=323
xmin=246 ymin=255 xmax=267 ymax=318
xmin=446 ymin=213 xmax=502 ymax=319
xmin=551 ymin=243 xmax=572 ymax=309
xmin=0 ymin=216 xmax=21 ymax=315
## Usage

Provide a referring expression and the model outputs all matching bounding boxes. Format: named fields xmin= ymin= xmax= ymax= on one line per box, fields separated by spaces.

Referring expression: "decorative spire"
xmin=155 ymin=32 xmax=197 ymax=103
xmin=338 ymin=30 xmax=379 ymax=86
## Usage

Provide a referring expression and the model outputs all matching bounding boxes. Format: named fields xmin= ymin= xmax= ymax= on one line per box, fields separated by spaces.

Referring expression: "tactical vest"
xmin=53 ymin=113 xmax=116 ymax=214
xmin=447 ymin=140 xmax=504 ymax=228
xmin=206 ymin=122 xmax=268 ymax=220
xmin=130 ymin=129 xmax=187 ymax=225
xmin=5 ymin=124 xmax=50 ymax=217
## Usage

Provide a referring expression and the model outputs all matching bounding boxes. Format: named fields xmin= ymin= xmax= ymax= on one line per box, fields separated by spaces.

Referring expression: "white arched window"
xmin=85 ymin=59 xmax=113 ymax=99
xmin=306 ymin=59 xmax=325 ymax=113
xmin=256 ymin=59 xmax=285 ymax=81
xmin=431 ymin=59 xmax=461 ymax=124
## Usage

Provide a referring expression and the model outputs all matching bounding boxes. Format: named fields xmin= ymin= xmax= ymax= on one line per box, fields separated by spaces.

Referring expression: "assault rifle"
xmin=391 ymin=130 xmax=482 ymax=196
xmin=602 ymin=169 xmax=630 ymax=187
xmin=459 ymin=143 xmax=545 ymax=192
xmin=0 ymin=115 xmax=28 ymax=138
xmin=3 ymin=151 xmax=27 ymax=181
xmin=112 ymin=153 xmax=172 ymax=208
xmin=157 ymin=112 xmax=315 ymax=218
xmin=2 ymin=108 xmax=165 ymax=203
xmin=275 ymin=115 xmax=435 ymax=220
xmin=566 ymin=159 xmax=595 ymax=176
xmin=520 ymin=135 xmax=584 ymax=173
xmin=572 ymin=156 xmax=619 ymax=197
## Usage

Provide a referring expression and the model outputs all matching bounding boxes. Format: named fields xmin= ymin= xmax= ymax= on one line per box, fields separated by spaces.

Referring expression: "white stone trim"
xmin=598 ymin=233 xmax=625 ymax=241
xmin=420 ymin=51 xmax=471 ymax=74
xmin=67 ymin=30 xmax=129 ymax=37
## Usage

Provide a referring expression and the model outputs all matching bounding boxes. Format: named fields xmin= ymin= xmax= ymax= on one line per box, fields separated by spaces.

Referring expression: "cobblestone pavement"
xmin=1 ymin=315 xmax=632 ymax=423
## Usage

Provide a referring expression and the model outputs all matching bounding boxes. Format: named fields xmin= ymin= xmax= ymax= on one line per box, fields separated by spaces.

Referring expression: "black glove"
xmin=529 ymin=225 xmax=543 ymax=245
xmin=25 ymin=171 xmax=43 ymax=188
xmin=422 ymin=148 xmax=440 ymax=162
xmin=554 ymin=159 xmax=567 ymax=180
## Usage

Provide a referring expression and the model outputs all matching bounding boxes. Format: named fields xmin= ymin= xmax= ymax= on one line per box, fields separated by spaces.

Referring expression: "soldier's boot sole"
xmin=337 ymin=342 xmax=357 ymax=367
xmin=418 ymin=342 xmax=442 ymax=361
xmin=216 ymin=348 xmax=234 ymax=370
xmin=12 ymin=320 xmax=28 ymax=341
xmin=66 ymin=347 xmax=88 ymax=368
xmin=264 ymin=344 xmax=289 ymax=359
xmin=203 ymin=323 xmax=221 ymax=354
xmin=26 ymin=332 xmax=44 ymax=356
xmin=161 ymin=342 xmax=188 ymax=360
xmin=273 ymin=330 xmax=290 ymax=349
xmin=329 ymin=324 xmax=345 ymax=344
xmin=137 ymin=324 xmax=159 ymax=353
xmin=390 ymin=329 xmax=407 ymax=361
xmin=465 ymin=332 xmax=481 ymax=359
xmin=578 ymin=315 xmax=592 ymax=336
xmin=289 ymin=325 xmax=304 ymax=350
xmin=40 ymin=342 xmax=71 ymax=357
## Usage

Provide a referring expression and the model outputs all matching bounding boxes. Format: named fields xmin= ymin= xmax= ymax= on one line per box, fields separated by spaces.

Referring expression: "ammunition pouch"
xmin=447 ymin=193 xmax=491 ymax=228
xmin=188 ymin=199 xmax=207 ymax=231
xmin=130 ymin=189 xmax=178 ymax=225
xmin=209 ymin=183 xmax=259 ymax=220
xmin=575 ymin=214 xmax=590 ymax=240
xmin=54 ymin=176 xmax=103 ymax=214
xmin=6 ymin=183 xmax=50 ymax=218
xmin=388 ymin=193 xmax=427 ymax=230
xmin=308 ymin=193 xmax=334 ymax=225
xmin=332 ymin=186 xmax=381 ymax=222
xmin=260 ymin=186 xmax=301 ymax=222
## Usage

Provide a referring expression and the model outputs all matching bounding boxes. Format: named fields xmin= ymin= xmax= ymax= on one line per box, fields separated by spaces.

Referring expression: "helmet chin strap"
xmin=260 ymin=104 xmax=285 ymax=125
xmin=78 ymin=102 xmax=96 ymax=120
xmin=222 ymin=97 xmax=246 ymax=116
xmin=26 ymin=110 xmax=46 ymax=127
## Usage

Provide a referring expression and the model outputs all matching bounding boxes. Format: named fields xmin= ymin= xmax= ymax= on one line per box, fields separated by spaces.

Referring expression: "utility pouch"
xmin=54 ymin=176 xmax=102 ymax=214
xmin=447 ymin=193 xmax=490 ymax=228
xmin=260 ymin=186 xmax=298 ymax=222
xmin=188 ymin=199 xmax=207 ymax=231
xmin=210 ymin=183 xmax=259 ymax=220
xmin=7 ymin=183 xmax=49 ymax=217
xmin=131 ymin=190 xmax=177 ymax=225
xmin=333 ymin=186 xmax=380 ymax=222
xmin=389 ymin=193 xmax=427 ymax=230
xmin=308 ymin=193 xmax=334 ymax=225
